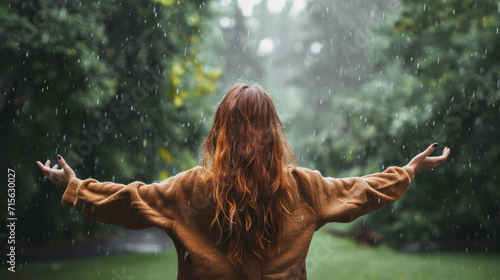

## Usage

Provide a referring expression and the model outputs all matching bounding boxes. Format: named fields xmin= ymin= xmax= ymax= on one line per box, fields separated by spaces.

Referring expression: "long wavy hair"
xmin=203 ymin=82 xmax=297 ymax=268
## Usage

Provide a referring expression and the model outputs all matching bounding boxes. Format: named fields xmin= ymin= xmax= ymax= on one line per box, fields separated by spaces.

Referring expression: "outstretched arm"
xmin=312 ymin=143 xmax=450 ymax=228
xmin=36 ymin=155 xmax=178 ymax=231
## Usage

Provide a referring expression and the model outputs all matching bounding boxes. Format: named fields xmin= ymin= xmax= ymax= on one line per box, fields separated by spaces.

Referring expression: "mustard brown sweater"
xmin=62 ymin=166 xmax=415 ymax=279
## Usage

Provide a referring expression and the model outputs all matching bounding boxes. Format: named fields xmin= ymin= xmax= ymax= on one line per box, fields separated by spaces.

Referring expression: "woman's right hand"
xmin=37 ymin=155 xmax=76 ymax=188
xmin=404 ymin=143 xmax=450 ymax=173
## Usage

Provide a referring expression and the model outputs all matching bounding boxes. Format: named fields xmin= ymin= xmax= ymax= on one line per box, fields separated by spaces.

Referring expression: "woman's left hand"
xmin=37 ymin=155 xmax=76 ymax=188
xmin=404 ymin=143 xmax=450 ymax=173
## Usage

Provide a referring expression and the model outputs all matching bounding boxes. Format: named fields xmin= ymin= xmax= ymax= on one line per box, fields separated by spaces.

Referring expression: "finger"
xmin=427 ymin=154 xmax=448 ymax=161
xmin=426 ymin=153 xmax=449 ymax=166
xmin=52 ymin=164 xmax=59 ymax=169
xmin=413 ymin=143 xmax=437 ymax=162
xmin=57 ymin=154 xmax=68 ymax=169
xmin=45 ymin=160 xmax=51 ymax=167
xmin=432 ymin=148 xmax=450 ymax=162
xmin=435 ymin=157 xmax=447 ymax=165
xmin=443 ymin=147 xmax=451 ymax=158
xmin=37 ymin=161 xmax=44 ymax=169
xmin=37 ymin=161 xmax=50 ymax=172
xmin=422 ymin=143 xmax=438 ymax=157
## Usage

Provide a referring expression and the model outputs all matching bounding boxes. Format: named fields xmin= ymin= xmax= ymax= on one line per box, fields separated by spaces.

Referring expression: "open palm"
xmin=405 ymin=143 xmax=451 ymax=173
xmin=36 ymin=155 xmax=76 ymax=187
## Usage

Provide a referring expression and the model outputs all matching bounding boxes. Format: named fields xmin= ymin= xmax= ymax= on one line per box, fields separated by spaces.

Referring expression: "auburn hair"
xmin=202 ymin=82 xmax=297 ymax=268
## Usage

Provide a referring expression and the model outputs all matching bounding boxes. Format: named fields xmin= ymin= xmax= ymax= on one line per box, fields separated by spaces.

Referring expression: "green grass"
xmin=4 ymin=229 xmax=499 ymax=280
xmin=306 ymin=228 xmax=499 ymax=280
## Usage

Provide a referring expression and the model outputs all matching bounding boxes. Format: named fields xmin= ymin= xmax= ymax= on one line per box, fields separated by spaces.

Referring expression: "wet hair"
xmin=202 ymin=82 xmax=297 ymax=268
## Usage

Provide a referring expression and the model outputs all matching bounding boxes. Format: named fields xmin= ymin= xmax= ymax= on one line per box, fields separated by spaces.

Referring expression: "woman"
xmin=37 ymin=83 xmax=450 ymax=279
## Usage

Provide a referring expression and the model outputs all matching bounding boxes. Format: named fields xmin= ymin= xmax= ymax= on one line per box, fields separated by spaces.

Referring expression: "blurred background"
xmin=1 ymin=0 xmax=499 ymax=279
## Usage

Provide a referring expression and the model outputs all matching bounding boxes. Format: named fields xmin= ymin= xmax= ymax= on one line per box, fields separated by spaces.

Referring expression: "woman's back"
xmin=39 ymin=82 xmax=448 ymax=279
xmin=169 ymin=165 xmax=412 ymax=279
xmin=61 ymin=163 xmax=413 ymax=279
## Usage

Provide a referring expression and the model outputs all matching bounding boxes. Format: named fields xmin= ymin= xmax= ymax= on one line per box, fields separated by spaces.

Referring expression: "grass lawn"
xmin=4 ymin=227 xmax=499 ymax=280
xmin=306 ymin=228 xmax=499 ymax=280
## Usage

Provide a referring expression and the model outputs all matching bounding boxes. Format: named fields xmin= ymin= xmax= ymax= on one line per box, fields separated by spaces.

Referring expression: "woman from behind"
xmin=38 ymin=82 xmax=450 ymax=279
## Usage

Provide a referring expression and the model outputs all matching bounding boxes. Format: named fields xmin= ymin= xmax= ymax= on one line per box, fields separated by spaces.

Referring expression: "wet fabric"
xmin=62 ymin=166 xmax=414 ymax=279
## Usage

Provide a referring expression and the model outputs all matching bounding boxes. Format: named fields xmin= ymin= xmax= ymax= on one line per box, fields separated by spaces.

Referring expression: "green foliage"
xmin=0 ymin=0 xmax=219 ymax=245
xmin=240 ymin=0 xmax=403 ymax=159
xmin=304 ymin=0 xmax=500 ymax=248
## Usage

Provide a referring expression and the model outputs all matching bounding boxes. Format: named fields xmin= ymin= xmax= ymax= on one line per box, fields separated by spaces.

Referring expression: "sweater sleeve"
xmin=61 ymin=172 xmax=184 ymax=231
xmin=307 ymin=166 xmax=415 ymax=230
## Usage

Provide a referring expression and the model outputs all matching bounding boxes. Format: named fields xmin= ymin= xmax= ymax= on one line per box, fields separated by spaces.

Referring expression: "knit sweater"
xmin=62 ymin=165 xmax=415 ymax=279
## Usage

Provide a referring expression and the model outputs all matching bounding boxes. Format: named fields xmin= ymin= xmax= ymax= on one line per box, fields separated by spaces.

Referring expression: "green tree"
xmin=0 ymin=0 xmax=220 ymax=245
xmin=308 ymin=0 xmax=500 ymax=249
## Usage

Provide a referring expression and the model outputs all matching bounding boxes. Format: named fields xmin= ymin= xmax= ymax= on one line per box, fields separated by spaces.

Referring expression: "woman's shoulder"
xmin=288 ymin=165 xmax=327 ymax=178
xmin=285 ymin=166 xmax=333 ymax=194
xmin=155 ymin=166 xmax=207 ymax=185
